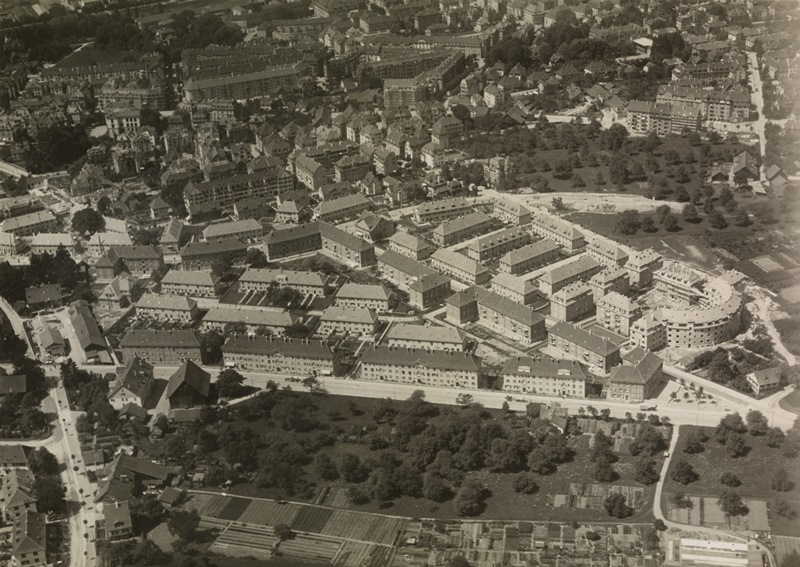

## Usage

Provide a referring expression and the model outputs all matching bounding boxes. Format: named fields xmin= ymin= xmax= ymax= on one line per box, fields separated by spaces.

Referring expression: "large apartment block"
xmin=429 ymin=248 xmax=491 ymax=286
xmin=447 ymin=287 xmax=546 ymax=346
xmin=432 ymin=212 xmax=495 ymax=247
xmin=589 ymin=267 xmax=631 ymax=300
xmin=183 ymin=168 xmax=293 ymax=221
xmin=414 ymin=197 xmax=473 ymax=224
xmin=222 ymin=335 xmax=337 ymax=376
xmin=547 ymin=322 xmax=621 ymax=375
xmin=626 ymin=248 xmax=663 ymax=289
xmin=596 ymin=291 xmax=641 ymax=336
xmin=201 ymin=307 xmax=297 ymax=334
xmin=160 ymin=270 xmax=218 ymax=297
xmin=493 ymin=198 xmax=531 ymax=225
xmin=491 ymin=272 xmax=540 ymax=305
xmin=359 ymin=345 xmax=480 ymax=388
xmin=626 ymin=100 xmax=703 ymax=135
xmin=179 ymin=239 xmax=248 ymax=270
xmin=502 ymin=357 xmax=588 ymax=398
xmin=238 ymin=268 xmax=327 ymax=296
xmin=135 ymin=293 xmax=199 ymax=322
xmin=538 ymin=255 xmax=602 ymax=297
xmin=499 ymin=239 xmax=561 ymax=275
xmin=335 ymin=283 xmax=391 ymax=311
xmin=530 ymin=211 xmax=585 ymax=253
xmin=263 ymin=222 xmax=322 ymax=261
xmin=588 ymin=238 xmax=629 ymax=268
xmin=387 ymin=231 xmax=435 ymax=260
xmin=466 ymin=226 xmax=531 ymax=263
xmin=656 ymin=85 xmax=750 ymax=123
xmin=119 ymin=330 xmax=203 ymax=365
xmin=550 ymin=282 xmax=595 ymax=322
xmin=317 ymin=306 xmax=378 ymax=338
xmin=385 ymin=324 xmax=465 ymax=351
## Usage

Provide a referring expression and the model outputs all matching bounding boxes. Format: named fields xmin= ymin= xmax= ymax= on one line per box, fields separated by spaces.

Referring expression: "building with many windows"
xmin=493 ymin=198 xmax=531 ymax=225
xmin=432 ymin=212 xmax=495 ymax=247
xmin=499 ymin=239 xmax=560 ymax=275
xmin=180 ymin=239 xmax=247 ymax=270
xmin=386 ymin=324 xmax=465 ymax=351
xmin=596 ymin=292 xmax=641 ymax=336
xmin=626 ymin=100 xmax=703 ymax=135
xmin=429 ymin=248 xmax=491 ymax=286
xmin=626 ymin=248 xmax=663 ymax=289
xmin=222 ymin=335 xmax=337 ymax=376
xmin=119 ymin=330 xmax=202 ymax=365
xmin=201 ymin=307 xmax=297 ymax=335
xmin=550 ymin=282 xmax=595 ymax=322
xmin=202 ymin=219 xmax=263 ymax=243
xmin=539 ymin=256 xmax=602 ymax=297
xmin=588 ymin=238 xmax=629 ymax=268
xmin=359 ymin=345 xmax=480 ymax=388
xmin=317 ymin=306 xmax=379 ymax=338
xmin=409 ymin=272 xmax=452 ymax=310
xmin=237 ymin=268 xmax=327 ymax=296
xmin=502 ymin=358 xmax=588 ymax=397
xmin=387 ymin=231 xmax=435 ymax=260
xmin=466 ymin=226 xmax=531 ymax=263
xmin=414 ymin=197 xmax=473 ymax=224
xmin=160 ymin=270 xmax=218 ymax=298
xmin=629 ymin=313 xmax=667 ymax=351
xmin=135 ymin=294 xmax=199 ymax=322
xmin=491 ymin=272 xmax=540 ymax=305
xmin=607 ymin=347 xmax=663 ymax=402
xmin=589 ymin=267 xmax=630 ymax=300
xmin=335 ymin=283 xmax=391 ymax=311
xmin=548 ymin=321 xmax=621 ymax=375
xmin=530 ymin=211 xmax=585 ymax=252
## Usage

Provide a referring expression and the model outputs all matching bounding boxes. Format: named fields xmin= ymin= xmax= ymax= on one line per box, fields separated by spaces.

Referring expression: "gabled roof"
xmin=360 ymin=345 xmax=480 ymax=372
xmin=387 ymin=324 xmax=464 ymax=345
xmin=166 ymin=360 xmax=210 ymax=399
xmin=611 ymin=347 xmax=662 ymax=385
xmin=320 ymin=306 xmax=377 ymax=324
xmin=223 ymin=335 xmax=333 ymax=360
xmin=336 ymin=283 xmax=390 ymax=302
xmin=12 ymin=511 xmax=45 ymax=556
xmin=0 ymin=374 xmax=26 ymax=396
xmin=109 ymin=356 xmax=153 ymax=401
xmin=550 ymin=321 xmax=620 ymax=357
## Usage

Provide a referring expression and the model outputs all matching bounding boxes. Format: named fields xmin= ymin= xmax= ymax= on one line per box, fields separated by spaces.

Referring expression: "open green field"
xmin=779 ymin=388 xmax=800 ymax=415
xmin=663 ymin=425 xmax=800 ymax=536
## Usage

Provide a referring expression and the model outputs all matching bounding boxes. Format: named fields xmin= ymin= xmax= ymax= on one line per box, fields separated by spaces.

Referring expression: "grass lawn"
xmin=779 ymin=388 xmax=800 ymax=415
xmin=161 ymin=392 xmax=658 ymax=523
xmin=54 ymin=45 xmax=141 ymax=68
xmin=663 ymin=425 xmax=800 ymax=536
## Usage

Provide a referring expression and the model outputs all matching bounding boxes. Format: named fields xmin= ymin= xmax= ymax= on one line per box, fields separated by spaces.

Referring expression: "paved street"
xmin=746 ymin=51 xmax=767 ymax=166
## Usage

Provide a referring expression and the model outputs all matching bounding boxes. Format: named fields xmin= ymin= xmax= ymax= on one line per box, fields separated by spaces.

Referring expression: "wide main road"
xmin=86 ymin=364 xmax=737 ymax=428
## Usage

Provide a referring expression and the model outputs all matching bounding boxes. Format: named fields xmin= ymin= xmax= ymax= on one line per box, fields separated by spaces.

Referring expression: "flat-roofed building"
xmin=238 ymin=268 xmax=327 ymax=296
xmin=429 ymin=248 xmax=491 ymax=285
xmin=315 ymin=193 xmax=371 ymax=223
xmin=378 ymin=250 xmax=437 ymax=288
xmin=335 ymin=283 xmax=391 ymax=311
xmin=263 ymin=222 xmax=322 ymax=261
xmin=626 ymin=248 xmax=663 ymax=288
xmin=414 ymin=197 xmax=472 ymax=224
xmin=202 ymin=219 xmax=263 ymax=243
xmin=180 ymin=239 xmax=247 ymax=270
xmin=387 ymin=231 xmax=435 ymax=260
xmin=0 ymin=210 xmax=57 ymax=236
xmin=359 ymin=345 xmax=480 ymax=388
xmin=493 ymin=198 xmax=531 ymax=225
xmin=492 ymin=272 xmax=540 ymax=305
xmin=499 ymin=239 xmax=560 ymax=275
xmin=386 ymin=323 xmax=465 ymax=351
xmin=502 ymin=357 xmax=587 ymax=397
xmin=320 ymin=222 xmax=376 ymax=268
xmin=409 ymin=272 xmax=452 ymax=309
xmin=589 ymin=267 xmax=630 ymax=300
xmin=548 ymin=321 xmax=621 ymax=375
xmin=676 ymin=538 xmax=750 ymax=567
xmin=550 ymin=282 xmax=595 ymax=322
xmin=160 ymin=270 xmax=218 ymax=297
xmin=136 ymin=294 xmax=199 ymax=322
xmin=530 ymin=210 xmax=585 ymax=252
xmin=31 ymin=233 xmax=73 ymax=256
xmin=588 ymin=238 xmax=629 ymax=268
xmin=201 ymin=306 xmax=297 ymax=334
xmin=119 ymin=329 xmax=202 ymax=365
xmin=222 ymin=335 xmax=337 ymax=376
xmin=539 ymin=255 xmax=602 ymax=296
xmin=596 ymin=291 xmax=640 ymax=336
xmin=607 ymin=347 xmax=663 ymax=402
xmin=629 ymin=313 xmax=667 ymax=351
xmin=317 ymin=306 xmax=378 ymax=338
xmin=432 ymin=211 xmax=495 ymax=247
xmin=466 ymin=226 xmax=531 ymax=263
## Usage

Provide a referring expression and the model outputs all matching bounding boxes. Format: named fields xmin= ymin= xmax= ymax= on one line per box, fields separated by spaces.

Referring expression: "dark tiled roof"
xmin=167 ymin=360 xmax=210 ymax=399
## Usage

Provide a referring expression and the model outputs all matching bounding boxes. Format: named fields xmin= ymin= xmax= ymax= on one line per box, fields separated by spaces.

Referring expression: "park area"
xmin=662 ymin=425 xmax=800 ymax=536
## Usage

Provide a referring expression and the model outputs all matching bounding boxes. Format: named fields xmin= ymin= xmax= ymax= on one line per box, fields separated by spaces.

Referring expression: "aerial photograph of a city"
xmin=0 ymin=0 xmax=796 ymax=566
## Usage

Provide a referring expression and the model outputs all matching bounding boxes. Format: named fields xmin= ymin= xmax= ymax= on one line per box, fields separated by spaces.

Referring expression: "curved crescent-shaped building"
xmin=653 ymin=263 xmax=743 ymax=349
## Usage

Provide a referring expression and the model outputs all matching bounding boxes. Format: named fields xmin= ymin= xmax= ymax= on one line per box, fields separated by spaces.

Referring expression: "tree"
xmin=718 ymin=490 xmax=748 ymax=517
xmin=774 ymin=501 xmax=797 ymax=520
xmin=671 ymin=460 xmax=698 ymax=485
xmin=552 ymin=197 xmax=566 ymax=210
xmin=766 ymin=427 xmax=785 ymax=448
xmin=683 ymin=429 xmax=708 ymax=454
xmin=456 ymin=393 xmax=474 ymax=407
xmin=635 ymin=457 xmax=660 ymax=485
xmin=630 ymin=425 xmax=666 ymax=456
xmin=512 ymin=472 xmax=538 ymax=494
xmin=29 ymin=447 xmax=59 ymax=476
xmin=746 ymin=410 xmax=769 ymax=436
xmin=720 ymin=472 xmax=741 ymax=487
xmin=245 ymin=248 xmax=268 ymax=268
xmin=35 ymin=476 xmax=65 ymax=513
xmin=641 ymin=216 xmax=656 ymax=232
xmin=211 ymin=256 xmax=233 ymax=278
xmin=615 ymin=209 xmax=640 ymax=235
xmin=454 ymin=478 xmax=486 ymax=516
xmin=718 ymin=187 xmax=733 ymax=206
xmin=604 ymin=493 xmax=632 ymax=518
xmin=373 ymin=398 xmax=397 ymax=424
xmin=593 ymin=460 xmax=616 ymax=482
xmin=709 ymin=212 xmax=728 ymax=229
xmin=71 ymin=207 xmax=105 ymax=236
xmin=716 ymin=413 xmax=747 ymax=443
xmin=216 ymin=368 xmax=245 ymax=398
xmin=725 ymin=432 xmax=748 ymax=458
xmin=167 ymin=509 xmax=200 ymax=543
xmin=772 ymin=469 xmax=792 ymax=492
xmin=338 ymin=453 xmax=369 ymax=483
xmin=274 ymin=523 xmax=295 ymax=541
xmin=682 ymin=204 xmax=700 ymax=222
xmin=663 ymin=214 xmax=679 ymax=232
